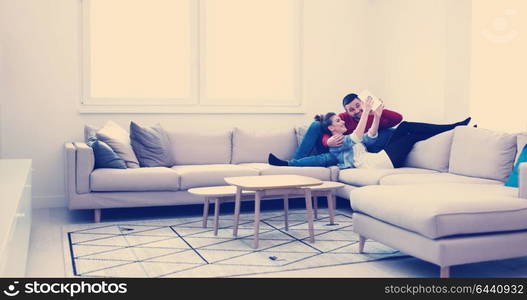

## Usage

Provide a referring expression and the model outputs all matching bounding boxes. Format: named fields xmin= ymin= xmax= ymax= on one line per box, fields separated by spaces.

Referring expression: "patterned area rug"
xmin=62 ymin=209 xmax=406 ymax=277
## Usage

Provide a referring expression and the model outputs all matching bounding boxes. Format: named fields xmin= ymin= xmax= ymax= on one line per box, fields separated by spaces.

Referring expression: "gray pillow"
xmin=87 ymin=137 xmax=127 ymax=169
xmin=130 ymin=121 xmax=173 ymax=167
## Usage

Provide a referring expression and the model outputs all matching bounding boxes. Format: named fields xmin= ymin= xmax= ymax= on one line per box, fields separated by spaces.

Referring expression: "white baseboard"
xmin=32 ymin=195 xmax=67 ymax=209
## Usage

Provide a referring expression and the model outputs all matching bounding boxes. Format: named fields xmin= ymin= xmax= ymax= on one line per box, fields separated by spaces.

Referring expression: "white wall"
xmin=0 ymin=0 xmax=472 ymax=208
xmin=0 ymin=41 xmax=3 ymax=157
xmin=445 ymin=0 xmax=472 ymax=123
xmin=470 ymin=0 xmax=527 ymax=132
xmin=366 ymin=0 xmax=471 ymax=123
xmin=0 ymin=0 xmax=5 ymax=157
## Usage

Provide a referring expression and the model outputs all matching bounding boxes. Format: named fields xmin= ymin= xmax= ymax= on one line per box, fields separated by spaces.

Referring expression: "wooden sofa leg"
xmin=440 ymin=266 xmax=450 ymax=278
xmin=94 ymin=209 xmax=101 ymax=223
xmin=358 ymin=235 xmax=366 ymax=253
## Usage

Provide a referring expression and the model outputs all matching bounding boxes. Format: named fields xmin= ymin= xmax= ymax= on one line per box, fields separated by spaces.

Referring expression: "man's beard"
xmin=352 ymin=113 xmax=362 ymax=122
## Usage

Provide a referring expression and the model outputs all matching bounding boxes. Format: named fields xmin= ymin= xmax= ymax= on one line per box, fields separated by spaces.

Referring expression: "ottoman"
xmin=350 ymin=183 xmax=527 ymax=277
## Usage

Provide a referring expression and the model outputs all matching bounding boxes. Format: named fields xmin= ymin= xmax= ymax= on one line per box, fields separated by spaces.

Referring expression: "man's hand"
xmin=327 ymin=134 xmax=344 ymax=147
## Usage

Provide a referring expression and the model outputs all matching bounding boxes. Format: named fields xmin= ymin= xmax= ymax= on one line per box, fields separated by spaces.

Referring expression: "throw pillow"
xmin=87 ymin=138 xmax=127 ymax=169
xmin=404 ymin=129 xmax=454 ymax=172
xmin=96 ymin=121 xmax=140 ymax=168
xmin=449 ymin=126 xmax=517 ymax=182
xmin=505 ymin=145 xmax=527 ymax=187
xmin=130 ymin=121 xmax=174 ymax=167
xmin=84 ymin=124 xmax=99 ymax=143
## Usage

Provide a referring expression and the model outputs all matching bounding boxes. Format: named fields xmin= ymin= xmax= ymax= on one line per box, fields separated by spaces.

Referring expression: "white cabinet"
xmin=0 ymin=160 xmax=32 ymax=277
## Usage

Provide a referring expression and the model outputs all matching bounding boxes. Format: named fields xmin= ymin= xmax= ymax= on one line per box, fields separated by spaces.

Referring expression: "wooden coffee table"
xmin=188 ymin=186 xmax=255 ymax=236
xmin=189 ymin=181 xmax=344 ymax=238
xmin=310 ymin=181 xmax=344 ymax=224
xmin=224 ymin=175 xmax=322 ymax=249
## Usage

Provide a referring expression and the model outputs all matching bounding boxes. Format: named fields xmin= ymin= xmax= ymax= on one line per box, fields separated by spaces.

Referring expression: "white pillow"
xmin=166 ymin=129 xmax=232 ymax=165
xmin=404 ymin=130 xmax=454 ymax=172
xmin=449 ymin=126 xmax=517 ymax=182
xmin=96 ymin=121 xmax=140 ymax=168
xmin=232 ymin=127 xmax=297 ymax=164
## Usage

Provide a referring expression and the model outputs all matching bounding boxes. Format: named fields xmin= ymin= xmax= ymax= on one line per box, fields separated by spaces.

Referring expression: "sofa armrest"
xmin=520 ymin=163 xmax=527 ymax=199
xmin=73 ymin=142 xmax=94 ymax=194
xmin=64 ymin=142 xmax=77 ymax=200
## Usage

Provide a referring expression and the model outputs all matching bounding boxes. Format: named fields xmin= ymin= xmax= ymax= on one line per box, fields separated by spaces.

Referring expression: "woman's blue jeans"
xmin=288 ymin=122 xmax=395 ymax=167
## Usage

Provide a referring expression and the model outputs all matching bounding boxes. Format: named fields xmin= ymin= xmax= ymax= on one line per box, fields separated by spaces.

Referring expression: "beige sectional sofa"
xmin=350 ymin=127 xmax=527 ymax=277
xmin=64 ymin=124 xmax=526 ymax=277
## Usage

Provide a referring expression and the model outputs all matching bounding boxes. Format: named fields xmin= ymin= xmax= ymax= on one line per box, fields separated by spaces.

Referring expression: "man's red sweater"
xmin=322 ymin=109 xmax=403 ymax=147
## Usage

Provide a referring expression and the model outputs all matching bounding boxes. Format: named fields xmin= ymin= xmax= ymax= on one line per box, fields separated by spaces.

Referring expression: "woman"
xmin=269 ymin=98 xmax=470 ymax=169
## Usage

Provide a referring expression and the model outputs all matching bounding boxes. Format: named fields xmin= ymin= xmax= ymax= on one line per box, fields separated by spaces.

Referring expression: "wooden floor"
xmin=26 ymin=204 xmax=527 ymax=278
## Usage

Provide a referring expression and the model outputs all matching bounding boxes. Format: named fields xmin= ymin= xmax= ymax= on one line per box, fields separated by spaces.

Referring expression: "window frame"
xmin=79 ymin=0 xmax=304 ymax=114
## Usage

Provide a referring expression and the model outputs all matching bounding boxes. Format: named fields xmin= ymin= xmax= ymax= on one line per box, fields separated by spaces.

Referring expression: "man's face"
xmin=344 ymin=98 xmax=363 ymax=121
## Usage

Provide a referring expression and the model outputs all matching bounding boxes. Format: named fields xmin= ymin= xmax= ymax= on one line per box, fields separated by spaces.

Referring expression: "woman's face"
xmin=329 ymin=115 xmax=347 ymax=134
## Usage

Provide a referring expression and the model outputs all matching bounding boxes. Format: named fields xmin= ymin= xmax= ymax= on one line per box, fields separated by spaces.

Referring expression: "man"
xmin=268 ymin=93 xmax=403 ymax=167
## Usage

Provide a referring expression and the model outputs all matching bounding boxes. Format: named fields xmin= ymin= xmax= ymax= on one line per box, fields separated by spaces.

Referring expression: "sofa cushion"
xmin=130 ymin=122 xmax=174 ymax=167
xmin=237 ymin=163 xmax=331 ymax=181
xmin=404 ymin=130 xmax=453 ymax=172
xmin=231 ymin=128 xmax=297 ymax=164
xmin=87 ymin=138 xmax=127 ymax=169
xmin=96 ymin=121 xmax=140 ymax=168
xmin=449 ymin=127 xmax=517 ymax=182
xmin=166 ymin=129 xmax=232 ymax=165
xmin=338 ymin=167 xmax=437 ymax=187
xmin=351 ymin=183 xmax=523 ymax=239
xmin=172 ymin=164 xmax=259 ymax=189
xmin=90 ymin=167 xmax=179 ymax=192
xmin=380 ymin=172 xmax=503 ymax=186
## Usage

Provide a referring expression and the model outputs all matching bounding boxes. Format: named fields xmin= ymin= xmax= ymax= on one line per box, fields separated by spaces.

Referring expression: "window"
xmin=84 ymin=0 xmax=196 ymax=105
xmin=81 ymin=0 xmax=303 ymax=113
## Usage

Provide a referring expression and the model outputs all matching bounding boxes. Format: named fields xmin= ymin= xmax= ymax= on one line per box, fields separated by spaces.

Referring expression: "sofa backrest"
xmin=448 ymin=126 xmax=517 ymax=182
xmin=231 ymin=127 xmax=297 ymax=164
xmin=404 ymin=130 xmax=454 ymax=172
xmin=165 ymin=129 xmax=232 ymax=165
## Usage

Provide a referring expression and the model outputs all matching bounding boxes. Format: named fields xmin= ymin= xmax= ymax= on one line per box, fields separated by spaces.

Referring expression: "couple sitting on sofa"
xmin=268 ymin=93 xmax=471 ymax=169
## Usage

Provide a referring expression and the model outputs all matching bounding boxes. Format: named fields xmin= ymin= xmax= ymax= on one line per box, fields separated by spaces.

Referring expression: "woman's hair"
xmin=314 ymin=112 xmax=336 ymax=135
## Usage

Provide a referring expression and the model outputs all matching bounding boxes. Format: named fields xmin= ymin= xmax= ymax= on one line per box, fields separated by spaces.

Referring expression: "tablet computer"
xmin=358 ymin=90 xmax=382 ymax=111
